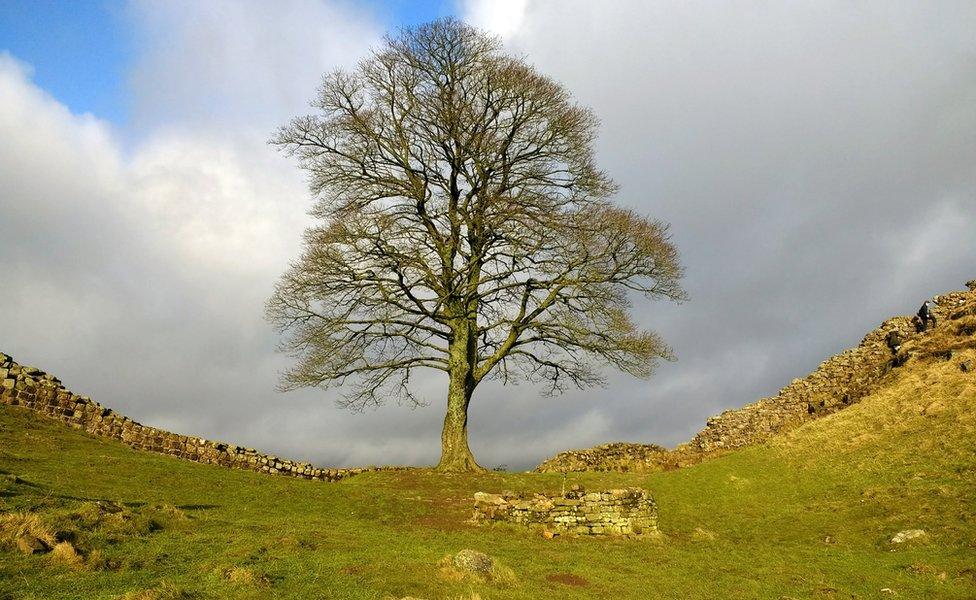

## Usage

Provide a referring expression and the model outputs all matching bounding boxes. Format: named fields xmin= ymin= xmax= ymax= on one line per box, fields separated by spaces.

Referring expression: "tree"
xmin=268 ymin=18 xmax=685 ymax=472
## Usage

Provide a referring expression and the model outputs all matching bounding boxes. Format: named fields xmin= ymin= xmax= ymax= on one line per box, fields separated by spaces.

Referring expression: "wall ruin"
xmin=472 ymin=486 xmax=658 ymax=537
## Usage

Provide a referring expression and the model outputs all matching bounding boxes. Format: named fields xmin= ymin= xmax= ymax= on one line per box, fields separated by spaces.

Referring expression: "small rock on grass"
xmin=890 ymin=529 xmax=926 ymax=544
xmin=453 ymin=549 xmax=493 ymax=574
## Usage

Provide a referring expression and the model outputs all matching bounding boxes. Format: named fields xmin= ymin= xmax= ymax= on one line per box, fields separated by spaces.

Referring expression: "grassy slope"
xmin=1 ymin=348 xmax=974 ymax=599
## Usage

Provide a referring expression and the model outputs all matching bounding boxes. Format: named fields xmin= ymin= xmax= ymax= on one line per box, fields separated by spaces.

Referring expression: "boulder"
xmin=452 ymin=549 xmax=494 ymax=574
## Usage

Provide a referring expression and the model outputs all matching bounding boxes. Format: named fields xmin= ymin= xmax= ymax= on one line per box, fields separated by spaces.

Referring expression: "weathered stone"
xmin=890 ymin=529 xmax=926 ymax=544
xmin=452 ymin=549 xmax=493 ymax=574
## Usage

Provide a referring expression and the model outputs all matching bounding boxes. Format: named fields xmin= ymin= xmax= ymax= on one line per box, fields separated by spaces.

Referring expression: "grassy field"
xmin=1 ymin=347 xmax=975 ymax=599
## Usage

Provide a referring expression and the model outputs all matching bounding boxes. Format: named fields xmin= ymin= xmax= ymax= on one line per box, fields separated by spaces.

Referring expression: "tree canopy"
xmin=268 ymin=18 xmax=685 ymax=471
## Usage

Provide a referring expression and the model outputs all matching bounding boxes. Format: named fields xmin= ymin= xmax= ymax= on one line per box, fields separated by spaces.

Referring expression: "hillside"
xmin=1 ymin=284 xmax=975 ymax=599
xmin=538 ymin=283 xmax=976 ymax=473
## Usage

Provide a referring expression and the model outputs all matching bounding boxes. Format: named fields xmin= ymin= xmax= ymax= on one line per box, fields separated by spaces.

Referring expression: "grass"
xmin=1 ymin=347 xmax=975 ymax=599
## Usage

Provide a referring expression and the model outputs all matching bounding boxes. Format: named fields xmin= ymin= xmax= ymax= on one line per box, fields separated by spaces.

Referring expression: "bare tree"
xmin=268 ymin=18 xmax=685 ymax=472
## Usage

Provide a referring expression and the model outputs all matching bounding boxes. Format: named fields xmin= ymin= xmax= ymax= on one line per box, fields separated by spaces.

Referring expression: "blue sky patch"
xmin=0 ymin=0 xmax=456 ymax=125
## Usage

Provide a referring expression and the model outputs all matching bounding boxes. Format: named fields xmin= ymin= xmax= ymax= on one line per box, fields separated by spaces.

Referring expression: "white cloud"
xmin=128 ymin=0 xmax=381 ymax=131
xmin=461 ymin=0 xmax=527 ymax=38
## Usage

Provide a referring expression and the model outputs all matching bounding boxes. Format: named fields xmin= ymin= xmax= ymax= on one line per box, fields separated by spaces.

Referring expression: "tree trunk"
xmin=436 ymin=321 xmax=486 ymax=472
xmin=436 ymin=378 xmax=483 ymax=472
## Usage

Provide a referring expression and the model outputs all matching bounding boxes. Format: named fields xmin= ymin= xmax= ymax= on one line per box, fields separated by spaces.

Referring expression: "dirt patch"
xmin=412 ymin=494 xmax=478 ymax=532
xmin=547 ymin=573 xmax=589 ymax=586
xmin=339 ymin=565 xmax=365 ymax=576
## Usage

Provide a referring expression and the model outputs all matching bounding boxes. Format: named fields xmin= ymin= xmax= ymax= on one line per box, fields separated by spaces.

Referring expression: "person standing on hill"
xmin=885 ymin=329 xmax=903 ymax=354
xmin=917 ymin=300 xmax=937 ymax=331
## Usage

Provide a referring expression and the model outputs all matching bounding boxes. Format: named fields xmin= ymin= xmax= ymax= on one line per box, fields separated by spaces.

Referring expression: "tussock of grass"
xmin=691 ymin=527 xmax=716 ymax=541
xmin=49 ymin=540 xmax=84 ymax=569
xmin=119 ymin=581 xmax=199 ymax=600
xmin=85 ymin=548 xmax=117 ymax=571
xmin=436 ymin=554 xmax=518 ymax=587
xmin=152 ymin=503 xmax=188 ymax=522
xmin=900 ymin=314 xmax=976 ymax=362
xmin=0 ymin=497 xmax=187 ymax=577
xmin=215 ymin=565 xmax=270 ymax=587
xmin=0 ymin=511 xmax=57 ymax=550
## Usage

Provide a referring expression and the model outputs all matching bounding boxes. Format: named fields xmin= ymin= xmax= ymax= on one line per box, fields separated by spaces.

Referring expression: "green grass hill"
xmin=1 ymin=286 xmax=975 ymax=599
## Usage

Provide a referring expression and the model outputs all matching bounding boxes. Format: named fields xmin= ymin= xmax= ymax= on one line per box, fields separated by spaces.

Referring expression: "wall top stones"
xmin=0 ymin=352 xmax=401 ymax=482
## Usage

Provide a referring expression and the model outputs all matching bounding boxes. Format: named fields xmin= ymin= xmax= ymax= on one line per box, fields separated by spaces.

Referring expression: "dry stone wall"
xmin=689 ymin=289 xmax=973 ymax=453
xmin=0 ymin=352 xmax=394 ymax=482
xmin=472 ymin=485 xmax=657 ymax=537
xmin=539 ymin=285 xmax=976 ymax=473
xmin=685 ymin=315 xmax=916 ymax=453
xmin=535 ymin=442 xmax=670 ymax=473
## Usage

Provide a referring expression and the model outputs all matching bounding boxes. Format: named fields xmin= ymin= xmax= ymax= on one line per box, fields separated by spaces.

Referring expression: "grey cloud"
xmin=2 ymin=2 xmax=975 ymax=471
xmin=469 ymin=0 xmax=976 ymax=454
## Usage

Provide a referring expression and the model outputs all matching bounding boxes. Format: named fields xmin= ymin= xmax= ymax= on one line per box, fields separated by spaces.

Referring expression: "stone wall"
xmin=472 ymin=486 xmax=657 ymax=537
xmin=688 ymin=290 xmax=973 ymax=453
xmin=535 ymin=442 xmax=670 ymax=473
xmin=0 ymin=352 xmax=394 ymax=482
xmin=538 ymin=285 xmax=976 ymax=473
xmin=684 ymin=315 xmax=915 ymax=454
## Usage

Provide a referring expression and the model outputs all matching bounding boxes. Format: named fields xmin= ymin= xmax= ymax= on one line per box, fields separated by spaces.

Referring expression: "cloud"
xmin=127 ymin=0 xmax=381 ymax=131
xmin=461 ymin=0 xmax=526 ymax=38
xmin=2 ymin=2 xmax=975 ymax=471
xmin=461 ymin=0 xmax=976 ymax=445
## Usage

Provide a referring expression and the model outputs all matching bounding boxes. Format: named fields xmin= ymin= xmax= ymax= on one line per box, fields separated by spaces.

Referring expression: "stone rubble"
xmin=472 ymin=485 xmax=658 ymax=537
xmin=0 ymin=352 xmax=402 ymax=482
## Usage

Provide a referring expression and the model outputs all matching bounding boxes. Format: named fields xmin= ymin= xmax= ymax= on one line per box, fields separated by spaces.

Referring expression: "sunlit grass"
xmin=1 ymin=348 xmax=974 ymax=598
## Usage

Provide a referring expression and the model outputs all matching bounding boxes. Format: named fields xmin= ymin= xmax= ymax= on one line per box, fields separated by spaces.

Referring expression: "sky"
xmin=1 ymin=1 xmax=974 ymax=470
